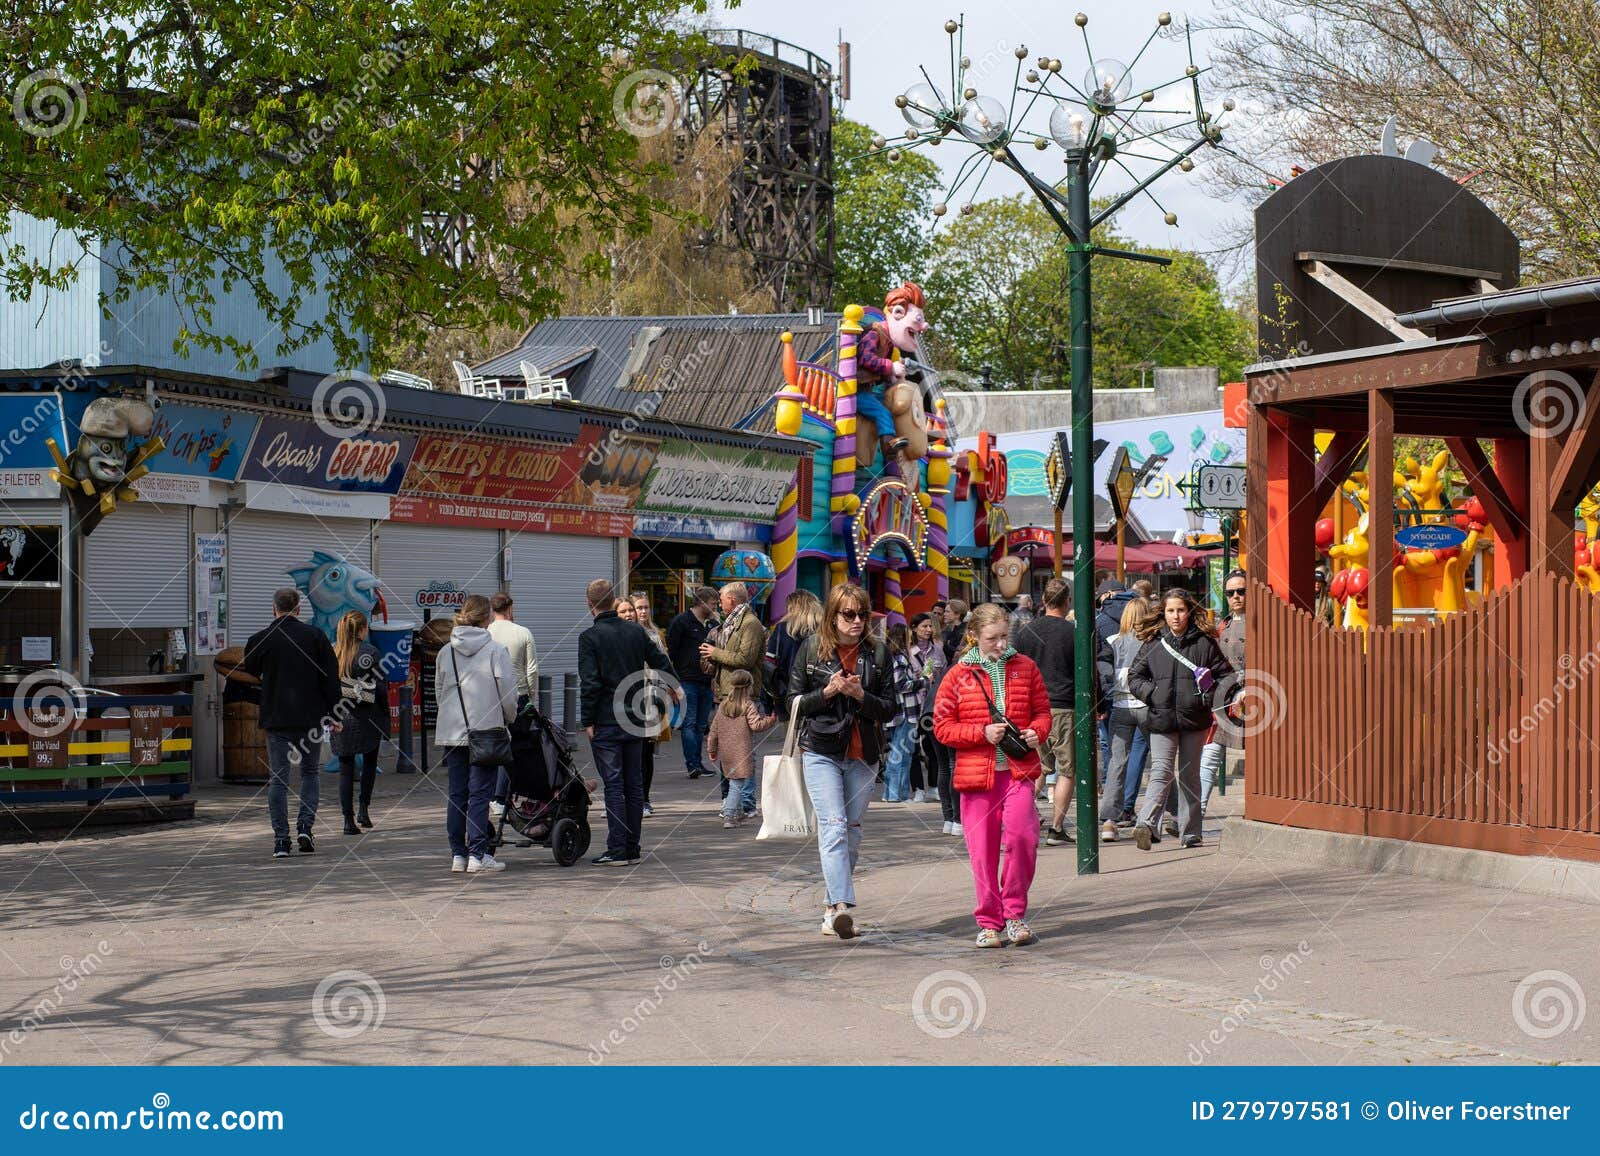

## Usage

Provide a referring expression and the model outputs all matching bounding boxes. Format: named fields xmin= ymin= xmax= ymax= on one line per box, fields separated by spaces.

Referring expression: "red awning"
xmin=1014 ymin=536 xmax=1219 ymax=572
xmin=1137 ymin=541 xmax=1224 ymax=569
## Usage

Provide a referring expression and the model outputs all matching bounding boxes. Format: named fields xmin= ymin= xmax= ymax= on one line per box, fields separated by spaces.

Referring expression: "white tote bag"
xmin=757 ymin=705 xmax=817 ymax=841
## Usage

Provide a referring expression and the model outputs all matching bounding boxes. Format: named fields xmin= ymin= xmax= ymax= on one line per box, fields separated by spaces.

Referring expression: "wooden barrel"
xmin=215 ymin=648 xmax=268 ymax=782
xmin=222 ymin=701 xmax=270 ymax=782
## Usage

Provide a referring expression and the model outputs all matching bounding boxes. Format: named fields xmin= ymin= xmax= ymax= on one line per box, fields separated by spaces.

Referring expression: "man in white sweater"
xmin=487 ymin=592 xmax=539 ymax=817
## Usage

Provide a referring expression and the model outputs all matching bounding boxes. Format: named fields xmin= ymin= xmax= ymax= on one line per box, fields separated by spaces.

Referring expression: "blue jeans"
xmin=1105 ymin=718 xmax=1151 ymax=815
xmin=722 ymin=776 xmax=757 ymax=817
xmin=883 ymin=722 xmax=916 ymax=801
xmin=678 ymin=681 xmax=713 ymax=773
xmin=265 ymin=729 xmax=322 ymax=841
xmin=801 ymin=752 xmax=875 ymax=907
xmin=444 ymin=746 xmax=496 ymax=859
xmin=855 ymin=388 xmax=894 ymax=458
xmin=591 ymin=725 xmax=645 ymax=856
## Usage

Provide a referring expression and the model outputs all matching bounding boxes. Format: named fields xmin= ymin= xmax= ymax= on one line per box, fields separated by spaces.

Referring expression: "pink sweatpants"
xmin=959 ymin=769 xmax=1041 ymax=930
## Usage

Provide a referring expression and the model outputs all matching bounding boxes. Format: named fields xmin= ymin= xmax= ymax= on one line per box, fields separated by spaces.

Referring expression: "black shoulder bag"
xmin=970 ymin=666 xmax=1033 ymax=761
xmin=450 ymin=647 xmax=512 ymax=767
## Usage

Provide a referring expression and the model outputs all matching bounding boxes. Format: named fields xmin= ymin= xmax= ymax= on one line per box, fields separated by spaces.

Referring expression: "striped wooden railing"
xmin=0 ymin=692 xmax=193 ymax=809
xmin=1247 ymin=572 xmax=1600 ymax=862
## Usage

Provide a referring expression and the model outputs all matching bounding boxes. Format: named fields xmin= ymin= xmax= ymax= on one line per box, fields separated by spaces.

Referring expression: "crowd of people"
xmin=240 ymin=565 xmax=1246 ymax=948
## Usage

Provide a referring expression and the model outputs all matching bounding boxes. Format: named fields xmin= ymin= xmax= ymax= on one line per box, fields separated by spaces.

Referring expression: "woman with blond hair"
xmin=435 ymin=594 xmax=518 ymax=874
xmin=934 ymin=602 xmax=1052 ymax=948
xmin=1098 ymin=597 xmax=1157 ymax=843
xmin=787 ymin=583 xmax=896 ymax=940
xmin=763 ymin=589 xmax=822 ymax=716
xmin=331 ymin=610 xmax=389 ymax=834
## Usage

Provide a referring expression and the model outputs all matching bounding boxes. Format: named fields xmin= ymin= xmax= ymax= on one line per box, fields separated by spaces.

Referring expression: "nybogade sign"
xmin=636 ymin=438 xmax=794 ymax=523
xmin=240 ymin=415 xmax=415 ymax=493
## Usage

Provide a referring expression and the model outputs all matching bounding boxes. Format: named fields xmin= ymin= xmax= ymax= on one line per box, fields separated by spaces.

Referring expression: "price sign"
xmin=26 ymin=709 xmax=70 ymax=770
xmin=129 ymin=705 xmax=165 ymax=767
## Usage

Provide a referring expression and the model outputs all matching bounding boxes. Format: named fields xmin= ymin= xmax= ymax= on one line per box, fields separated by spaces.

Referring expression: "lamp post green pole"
xmin=1066 ymin=149 xmax=1099 ymax=873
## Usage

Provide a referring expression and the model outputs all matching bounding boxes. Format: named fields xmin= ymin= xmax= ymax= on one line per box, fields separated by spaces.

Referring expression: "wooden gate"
xmin=1246 ymin=573 xmax=1600 ymax=861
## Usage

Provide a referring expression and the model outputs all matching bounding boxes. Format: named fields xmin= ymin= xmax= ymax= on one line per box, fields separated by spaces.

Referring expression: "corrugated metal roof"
xmin=472 ymin=342 xmax=596 ymax=381
xmin=610 ymin=323 xmax=838 ymax=431
xmin=474 ymin=313 xmax=831 ymax=402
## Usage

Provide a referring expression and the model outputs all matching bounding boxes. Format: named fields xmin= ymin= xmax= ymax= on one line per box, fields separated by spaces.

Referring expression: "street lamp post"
xmin=872 ymin=12 xmax=1228 ymax=872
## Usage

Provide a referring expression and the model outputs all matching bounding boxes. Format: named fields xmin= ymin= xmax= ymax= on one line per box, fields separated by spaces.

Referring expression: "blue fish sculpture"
xmin=286 ymin=550 xmax=386 ymax=639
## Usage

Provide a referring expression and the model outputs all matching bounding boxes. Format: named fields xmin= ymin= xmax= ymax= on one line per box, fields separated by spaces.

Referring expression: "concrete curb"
xmin=1220 ymin=817 xmax=1600 ymax=906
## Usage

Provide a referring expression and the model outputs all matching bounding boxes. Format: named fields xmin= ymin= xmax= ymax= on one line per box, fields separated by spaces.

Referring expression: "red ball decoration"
xmin=1329 ymin=570 xmax=1349 ymax=601
xmin=1315 ymin=517 xmax=1336 ymax=550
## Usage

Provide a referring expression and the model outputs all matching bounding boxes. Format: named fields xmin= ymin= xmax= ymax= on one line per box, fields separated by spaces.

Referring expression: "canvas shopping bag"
xmin=757 ymin=704 xmax=816 ymax=841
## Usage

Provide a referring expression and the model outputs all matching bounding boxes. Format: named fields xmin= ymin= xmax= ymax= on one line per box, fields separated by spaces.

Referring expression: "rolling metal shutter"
xmin=375 ymin=521 xmax=501 ymax=624
xmin=509 ymin=533 xmax=615 ymax=686
xmin=227 ymin=510 xmax=374 ymax=642
xmin=84 ymin=502 xmax=192 ymax=630
xmin=0 ymin=499 xmax=60 ymax=525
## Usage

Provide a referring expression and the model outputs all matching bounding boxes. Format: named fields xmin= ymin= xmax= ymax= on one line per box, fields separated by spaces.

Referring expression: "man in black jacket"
xmin=243 ymin=588 xmax=342 ymax=859
xmin=1014 ymin=579 xmax=1110 ymax=846
xmin=664 ymin=585 xmax=718 ymax=779
xmin=580 ymin=579 xmax=676 ymax=865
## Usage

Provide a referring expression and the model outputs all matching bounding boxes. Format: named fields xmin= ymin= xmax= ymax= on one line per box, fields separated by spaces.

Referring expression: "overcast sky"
xmin=709 ymin=0 xmax=1251 ymax=260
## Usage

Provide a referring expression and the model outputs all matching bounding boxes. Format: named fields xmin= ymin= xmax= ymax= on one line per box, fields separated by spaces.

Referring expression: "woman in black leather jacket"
xmin=786 ymin=583 xmax=895 ymax=941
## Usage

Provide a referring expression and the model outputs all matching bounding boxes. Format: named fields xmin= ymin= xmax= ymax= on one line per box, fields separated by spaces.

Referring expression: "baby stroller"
xmin=489 ymin=701 xmax=592 ymax=867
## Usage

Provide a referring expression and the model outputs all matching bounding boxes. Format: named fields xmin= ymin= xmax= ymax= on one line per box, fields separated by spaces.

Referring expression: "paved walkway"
xmin=2 ymin=743 xmax=1597 ymax=1065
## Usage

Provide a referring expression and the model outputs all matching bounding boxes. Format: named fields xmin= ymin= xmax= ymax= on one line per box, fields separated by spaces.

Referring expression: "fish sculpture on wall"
xmin=287 ymin=550 xmax=387 ymax=638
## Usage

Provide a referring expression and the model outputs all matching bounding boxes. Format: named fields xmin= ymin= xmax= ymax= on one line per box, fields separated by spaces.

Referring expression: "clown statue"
xmin=854 ymin=280 xmax=931 ymax=484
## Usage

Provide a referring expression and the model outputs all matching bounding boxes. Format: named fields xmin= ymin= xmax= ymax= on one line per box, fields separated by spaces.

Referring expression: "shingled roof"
xmin=474 ymin=313 xmax=830 ymax=404
xmin=606 ymin=322 xmax=838 ymax=432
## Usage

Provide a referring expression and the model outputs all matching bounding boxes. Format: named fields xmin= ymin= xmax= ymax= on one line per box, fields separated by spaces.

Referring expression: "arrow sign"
xmin=1046 ymin=431 xmax=1071 ymax=510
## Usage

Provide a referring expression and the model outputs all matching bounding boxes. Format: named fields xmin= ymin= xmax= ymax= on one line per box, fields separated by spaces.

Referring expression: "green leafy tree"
xmin=925 ymin=194 xmax=1254 ymax=388
xmin=1 ymin=1 xmax=722 ymax=370
xmin=831 ymin=118 xmax=941 ymax=311
xmin=921 ymin=195 xmax=1060 ymax=388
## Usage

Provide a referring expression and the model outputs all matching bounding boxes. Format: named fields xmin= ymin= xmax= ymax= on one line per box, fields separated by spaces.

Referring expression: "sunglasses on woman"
xmin=837 ymin=608 xmax=866 ymax=622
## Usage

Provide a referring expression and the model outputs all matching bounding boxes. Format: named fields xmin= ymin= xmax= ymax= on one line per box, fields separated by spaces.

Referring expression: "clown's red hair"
xmin=885 ymin=281 xmax=926 ymax=312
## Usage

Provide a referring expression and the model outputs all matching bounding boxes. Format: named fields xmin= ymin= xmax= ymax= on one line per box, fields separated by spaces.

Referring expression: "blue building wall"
xmin=0 ymin=213 xmax=100 ymax=370
xmin=1 ymin=213 xmax=365 ymax=377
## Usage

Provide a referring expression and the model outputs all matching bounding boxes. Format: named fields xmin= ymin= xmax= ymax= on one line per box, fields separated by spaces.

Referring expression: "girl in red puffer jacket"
xmin=933 ymin=603 xmax=1053 ymax=949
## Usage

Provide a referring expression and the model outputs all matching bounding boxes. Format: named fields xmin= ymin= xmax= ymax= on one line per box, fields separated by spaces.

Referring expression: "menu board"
xmin=193 ymin=533 xmax=228 ymax=655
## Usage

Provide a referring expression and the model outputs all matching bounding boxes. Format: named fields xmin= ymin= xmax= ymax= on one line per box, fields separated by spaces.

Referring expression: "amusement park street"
xmin=1 ymin=744 xmax=1597 ymax=1066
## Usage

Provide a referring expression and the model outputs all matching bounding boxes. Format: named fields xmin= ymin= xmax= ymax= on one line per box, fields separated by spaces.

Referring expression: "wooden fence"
xmin=1246 ymin=572 xmax=1600 ymax=862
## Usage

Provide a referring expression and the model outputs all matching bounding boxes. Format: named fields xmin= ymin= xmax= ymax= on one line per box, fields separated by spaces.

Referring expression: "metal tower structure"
xmin=684 ymin=30 xmax=836 ymax=311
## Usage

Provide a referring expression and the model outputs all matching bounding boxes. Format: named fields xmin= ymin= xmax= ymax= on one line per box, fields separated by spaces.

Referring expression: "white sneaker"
xmin=450 ymin=855 xmax=467 ymax=873
xmin=911 ymin=789 xmax=926 ymax=804
xmin=467 ymin=854 xmax=506 ymax=874
xmin=942 ymin=820 xmax=953 ymax=835
xmin=952 ymin=822 xmax=964 ymax=837
xmin=488 ymin=801 xmax=505 ymax=820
